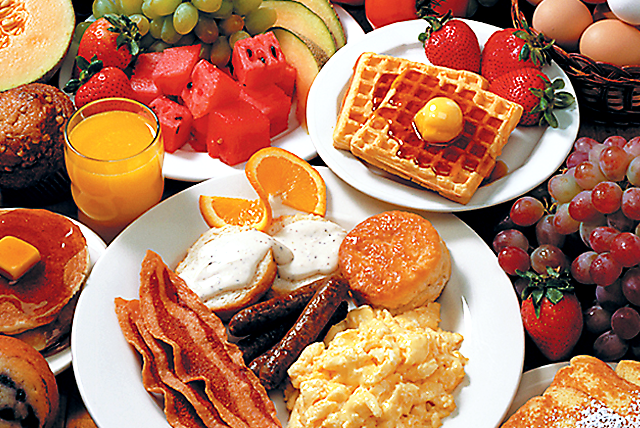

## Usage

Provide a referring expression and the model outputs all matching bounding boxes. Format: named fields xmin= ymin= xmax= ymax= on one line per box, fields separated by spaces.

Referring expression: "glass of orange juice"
xmin=64 ymin=98 xmax=164 ymax=241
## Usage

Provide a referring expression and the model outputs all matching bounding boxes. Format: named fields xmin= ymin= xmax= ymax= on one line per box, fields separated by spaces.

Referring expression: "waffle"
xmin=333 ymin=52 xmax=490 ymax=151
xmin=348 ymin=67 xmax=522 ymax=204
xmin=502 ymin=356 xmax=640 ymax=428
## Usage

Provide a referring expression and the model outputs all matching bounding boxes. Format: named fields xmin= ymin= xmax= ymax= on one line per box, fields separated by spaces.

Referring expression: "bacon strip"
xmin=138 ymin=251 xmax=281 ymax=428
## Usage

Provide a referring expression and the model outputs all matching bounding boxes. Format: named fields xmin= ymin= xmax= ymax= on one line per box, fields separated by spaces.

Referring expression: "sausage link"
xmin=236 ymin=314 xmax=298 ymax=364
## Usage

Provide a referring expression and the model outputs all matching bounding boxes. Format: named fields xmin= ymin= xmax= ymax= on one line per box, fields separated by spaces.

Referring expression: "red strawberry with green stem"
xmin=64 ymin=56 xmax=134 ymax=108
xmin=419 ymin=11 xmax=481 ymax=73
xmin=490 ymin=67 xmax=574 ymax=127
xmin=78 ymin=14 xmax=141 ymax=70
xmin=519 ymin=268 xmax=583 ymax=361
xmin=481 ymin=21 xmax=554 ymax=83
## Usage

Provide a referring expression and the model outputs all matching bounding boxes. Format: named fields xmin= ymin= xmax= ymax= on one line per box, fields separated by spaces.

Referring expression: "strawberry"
xmin=64 ymin=56 xmax=134 ymax=108
xmin=77 ymin=14 xmax=141 ymax=70
xmin=519 ymin=269 xmax=583 ymax=362
xmin=480 ymin=22 xmax=553 ymax=83
xmin=490 ymin=67 xmax=575 ymax=127
xmin=419 ymin=12 xmax=481 ymax=73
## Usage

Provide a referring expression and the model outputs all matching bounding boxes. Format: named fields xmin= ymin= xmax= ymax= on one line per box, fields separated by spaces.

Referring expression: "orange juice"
xmin=64 ymin=98 xmax=164 ymax=241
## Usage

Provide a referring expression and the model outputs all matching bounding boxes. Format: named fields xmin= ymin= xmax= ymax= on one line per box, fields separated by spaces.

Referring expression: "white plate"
xmin=44 ymin=217 xmax=107 ymax=375
xmin=58 ymin=7 xmax=365 ymax=182
xmin=307 ymin=19 xmax=580 ymax=212
xmin=71 ymin=167 xmax=524 ymax=428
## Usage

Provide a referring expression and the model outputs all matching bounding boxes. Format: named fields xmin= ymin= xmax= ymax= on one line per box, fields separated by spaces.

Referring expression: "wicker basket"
xmin=511 ymin=0 xmax=640 ymax=126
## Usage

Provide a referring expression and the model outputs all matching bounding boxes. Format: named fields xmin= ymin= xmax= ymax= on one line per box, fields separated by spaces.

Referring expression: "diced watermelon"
xmin=206 ymin=98 xmax=270 ymax=165
xmin=182 ymin=59 xmax=242 ymax=119
xmin=130 ymin=52 xmax=163 ymax=105
xmin=277 ymin=62 xmax=297 ymax=97
xmin=189 ymin=115 xmax=209 ymax=152
xmin=149 ymin=96 xmax=193 ymax=153
xmin=152 ymin=44 xmax=201 ymax=96
xmin=241 ymin=84 xmax=291 ymax=137
xmin=232 ymin=32 xmax=288 ymax=88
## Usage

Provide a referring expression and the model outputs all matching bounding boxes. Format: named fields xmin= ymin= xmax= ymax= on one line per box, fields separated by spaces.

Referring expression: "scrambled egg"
xmin=285 ymin=304 xmax=466 ymax=428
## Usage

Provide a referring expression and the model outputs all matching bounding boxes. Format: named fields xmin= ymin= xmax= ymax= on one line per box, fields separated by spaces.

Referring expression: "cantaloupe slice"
xmin=0 ymin=0 xmax=75 ymax=91
xmin=293 ymin=0 xmax=346 ymax=49
xmin=270 ymin=27 xmax=321 ymax=130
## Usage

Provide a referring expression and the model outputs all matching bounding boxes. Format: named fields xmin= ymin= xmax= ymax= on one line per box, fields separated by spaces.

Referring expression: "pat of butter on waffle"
xmin=348 ymin=65 xmax=523 ymax=204
xmin=333 ymin=52 xmax=490 ymax=152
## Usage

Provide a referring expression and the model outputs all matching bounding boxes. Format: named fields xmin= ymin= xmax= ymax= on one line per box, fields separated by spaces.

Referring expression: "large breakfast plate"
xmin=72 ymin=167 xmax=524 ymax=428
xmin=58 ymin=7 xmax=365 ymax=182
xmin=307 ymin=19 xmax=580 ymax=212
xmin=46 ymin=216 xmax=107 ymax=375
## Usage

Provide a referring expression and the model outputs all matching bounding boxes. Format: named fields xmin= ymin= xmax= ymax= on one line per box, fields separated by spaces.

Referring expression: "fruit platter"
xmin=1 ymin=0 xmax=640 ymax=427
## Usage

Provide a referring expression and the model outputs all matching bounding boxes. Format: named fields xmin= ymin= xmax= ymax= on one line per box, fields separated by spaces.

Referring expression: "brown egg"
xmin=579 ymin=19 xmax=640 ymax=66
xmin=532 ymin=0 xmax=593 ymax=51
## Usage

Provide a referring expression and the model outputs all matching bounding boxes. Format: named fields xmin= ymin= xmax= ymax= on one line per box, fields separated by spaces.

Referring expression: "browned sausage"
xmin=249 ymin=276 xmax=349 ymax=390
xmin=228 ymin=277 xmax=327 ymax=337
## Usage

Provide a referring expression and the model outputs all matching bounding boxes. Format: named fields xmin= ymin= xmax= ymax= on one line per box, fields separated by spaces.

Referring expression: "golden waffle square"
xmin=349 ymin=67 xmax=523 ymax=204
xmin=332 ymin=52 xmax=490 ymax=151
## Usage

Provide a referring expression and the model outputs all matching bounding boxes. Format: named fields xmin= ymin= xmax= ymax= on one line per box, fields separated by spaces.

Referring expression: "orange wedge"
xmin=199 ymin=195 xmax=272 ymax=231
xmin=245 ymin=147 xmax=326 ymax=216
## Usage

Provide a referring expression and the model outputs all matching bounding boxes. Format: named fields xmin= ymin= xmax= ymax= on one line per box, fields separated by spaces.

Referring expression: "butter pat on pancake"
xmin=339 ymin=211 xmax=450 ymax=313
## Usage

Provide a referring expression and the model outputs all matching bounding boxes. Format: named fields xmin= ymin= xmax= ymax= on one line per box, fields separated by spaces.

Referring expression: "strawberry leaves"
xmin=64 ymin=55 xmax=104 ymax=94
xmin=513 ymin=19 xmax=554 ymax=68
xmin=528 ymin=75 xmax=575 ymax=128
xmin=104 ymin=13 xmax=141 ymax=57
xmin=518 ymin=268 xmax=574 ymax=318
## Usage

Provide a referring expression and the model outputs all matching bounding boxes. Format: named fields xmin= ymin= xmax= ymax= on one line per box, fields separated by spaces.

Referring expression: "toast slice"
xmin=616 ymin=360 xmax=640 ymax=387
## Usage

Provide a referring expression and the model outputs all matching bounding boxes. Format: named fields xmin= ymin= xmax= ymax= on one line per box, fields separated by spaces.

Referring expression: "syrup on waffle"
xmin=333 ymin=52 xmax=490 ymax=151
xmin=348 ymin=67 xmax=523 ymax=204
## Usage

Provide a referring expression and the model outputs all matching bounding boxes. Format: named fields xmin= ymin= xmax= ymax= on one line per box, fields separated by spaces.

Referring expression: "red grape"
xmin=510 ymin=196 xmax=545 ymax=227
xmin=554 ymin=203 xmax=581 ymax=235
xmin=603 ymin=135 xmax=627 ymax=148
xmin=530 ymin=244 xmax=569 ymax=275
xmin=621 ymin=188 xmax=640 ymax=220
xmin=590 ymin=252 xmax=623 ymax=286
xmin=622 ymin=268 xmax=640 ymax=306
xmin=599 ymin=146 xmax=631 ymax=181
xmin=492 ymin=229 xmax=529 ymax=253
xmin=591 ymin=181 xmax=622 ymax=214
xmin=536 ymin=214 xmax=565 ymax=247
xmin=596 ymin=280 xmax=627 ymax=312
xmin=584 ymin=305 xmax=612 ymax=335
xmin=607 ymin=209 xmax=635 ymax=232
xmin=610 ymin=232 xmax=640 ymax=267
xmin=548 ymin=173 xmax=581 ymax=203
xmin=589 ymin=143 xmax=607 ymax=164
xmin=566 ymin=151 xmax=589 ymax=168
xmin=574 ymin=161 xmax=606 ymax=190
xmin=569 ymin=190 xmax=604 ymax=222
xmin=623 ymin=136 xmax=640 ymax=157
xmin=589 ymin=226 xmax=620 ymax=253
xmin=627 ymin=156 xmax=640 ymax=186
xmin=611 ymin=306 xmax=640 ymax=340
xmin=594 ymin=330 xmax=629 ymax=361
xmin=579 ymin=220 xmax=607 ymax=248
xmin=571 ymin=251 xmax=597 ymax=284
xmin=498 ymin=246 xmax=530 ymax=276
xmin=574 ymin=137 xmax=599 ymax=152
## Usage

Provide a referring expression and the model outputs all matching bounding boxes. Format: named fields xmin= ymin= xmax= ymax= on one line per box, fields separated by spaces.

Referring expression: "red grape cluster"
xmin=494 ymin=135 xmax=640 ymax=362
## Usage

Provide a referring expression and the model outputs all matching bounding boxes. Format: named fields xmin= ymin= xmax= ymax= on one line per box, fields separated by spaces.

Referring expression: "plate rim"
xmin=307 ymin=18 xmax=580 ymax=213
xmin=71 ymin=166 xmax=524 ymax=428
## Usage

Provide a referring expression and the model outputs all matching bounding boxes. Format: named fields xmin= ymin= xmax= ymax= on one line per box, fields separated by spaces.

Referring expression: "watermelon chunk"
xmin=149 ymin=96 xmax=193 ymax=153
xmin=130 ymin=52 xmax=163 ymax=105
xmin=182 ymin=59 xmax=242 ymax=119
xmin=152 ymin=44 xmax=201 ymax=96
xmin=232 ymin=32 xmax=288 ymax=88
xmin=277 ymin=62 xmax=297 ymax=97
xmin=206 ymin=98 xmax=270 ymax=165
xmin=189 ymin=115 xmax=209 ymax=152
xmin=241 ymin=84 xmax=291 ymax=137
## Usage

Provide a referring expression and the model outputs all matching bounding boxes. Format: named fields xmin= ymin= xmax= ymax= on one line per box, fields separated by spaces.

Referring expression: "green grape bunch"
xmin=86 ymin=0 xmax=277 ymax=67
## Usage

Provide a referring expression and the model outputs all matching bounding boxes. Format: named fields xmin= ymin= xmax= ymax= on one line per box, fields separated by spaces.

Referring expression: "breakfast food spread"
xmin=285 ymin=304 xmax=466 ymax=428
xmin=502 ymin=355 xmax=640 ymax=427
xmin=339 ymin=211 xmax=451 ymax=313
xmin=0 ymin=209 xmax=89 ymax=352
xmin=0 ymin=335 xmax=59 ymax=428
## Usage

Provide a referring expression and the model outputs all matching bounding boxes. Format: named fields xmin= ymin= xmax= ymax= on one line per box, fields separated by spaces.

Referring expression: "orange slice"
xmin=199 ymin=195 xmax=272 ymax=231
xmin=245 ymin=147 xmax=326 ymax=216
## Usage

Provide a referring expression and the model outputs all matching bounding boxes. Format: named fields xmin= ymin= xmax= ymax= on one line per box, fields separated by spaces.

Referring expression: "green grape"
xmin=139 ymin=32 xmax=157 ymax=49
xmin=194 ymin=15 xmax=219 ymax=43
xmin=150 ymin=0 xmax=182 ymax=16
xmin=244 ymin=7 xmax=276 ymax=35
xmin=173 ymin=2 xmax=199 ymax=35
xmin=210 ymin=35 xmax=231 ymax=66
xmin=116 ymin=0 xmax=144 ymax=15
xmin=192 ymin=0 xmax=223 ymax=13
xmin=148 ymin=40 xmax=171 ymax=52
xmin=232 ymin=0 xmax=261 ymax=17
xmin=73 ymin=21 xmax=92 ymax=43
xmin=209 ymin=0 xmax=233 ymax=19
xmin=219 ymin=14 xmax=244 ymax=35
xmin=130 ymin=14 xmax=150 ymax=36
xmin=149 ymin=16 xmax=165 ymax=39
xmin=161 ymin=16 xmax=182 ymax=43
xmin=228 ymin=30 xmax=250 ymax=49
xmin=141 ymin=0 xmax=161 ymax=19
xmin=93 ymin=0 xmax=118 ymax=18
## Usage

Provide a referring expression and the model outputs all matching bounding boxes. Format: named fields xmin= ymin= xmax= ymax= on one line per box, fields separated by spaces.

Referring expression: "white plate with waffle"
xmin=71 ymin=167 xmax=524 ymax=428
xmin=308 ymin=19 xmax=580 ymax=212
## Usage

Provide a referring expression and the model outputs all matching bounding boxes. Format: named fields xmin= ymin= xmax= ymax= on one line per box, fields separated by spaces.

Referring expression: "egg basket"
xmin=512 ymin=0 xmax=640 ymax=126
